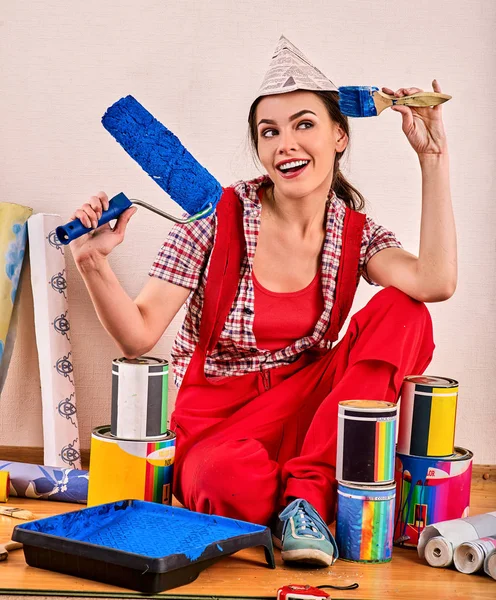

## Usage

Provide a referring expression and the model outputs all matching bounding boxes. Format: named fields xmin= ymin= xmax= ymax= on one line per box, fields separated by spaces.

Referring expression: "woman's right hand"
xmin=68 ymin=191 xmax=137 ymax=266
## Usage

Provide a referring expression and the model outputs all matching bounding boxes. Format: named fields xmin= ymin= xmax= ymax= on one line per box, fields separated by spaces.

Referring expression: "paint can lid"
xmin=339 ymin=399 xmax=396 ymax=409
xmin=113 ymin=356 xmax=168 ymax=367
xmin=338 ymin=481 xmax=396 ymax=492
xmin=92 ymin=425 xmax=176 ymax=443
xmin=403 ymin=375 xmax=458 ymax=388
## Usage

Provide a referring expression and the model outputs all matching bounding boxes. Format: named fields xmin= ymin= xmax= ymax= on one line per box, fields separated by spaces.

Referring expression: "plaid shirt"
xmin=149 ymin=175 xmax=402 ymax=387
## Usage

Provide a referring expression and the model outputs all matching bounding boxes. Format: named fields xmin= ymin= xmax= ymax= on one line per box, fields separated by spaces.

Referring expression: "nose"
xmin=276 ymin=128 xmax=299 ymax=154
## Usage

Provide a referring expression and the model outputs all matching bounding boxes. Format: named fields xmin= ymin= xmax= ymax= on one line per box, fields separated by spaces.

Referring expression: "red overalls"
xmin=170 ymin=188 xmax=435 ymax=525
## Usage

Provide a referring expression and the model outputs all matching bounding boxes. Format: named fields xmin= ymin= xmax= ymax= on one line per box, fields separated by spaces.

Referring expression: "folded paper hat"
xmin=256 ymin=35 xmax=338 ymax=98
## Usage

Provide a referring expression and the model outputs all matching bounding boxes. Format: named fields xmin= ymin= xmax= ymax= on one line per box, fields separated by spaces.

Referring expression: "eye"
xmin=261 ymin=128 xmax=278 ymax=138
xmin=298 ymin=121 xmax=314 ymax=130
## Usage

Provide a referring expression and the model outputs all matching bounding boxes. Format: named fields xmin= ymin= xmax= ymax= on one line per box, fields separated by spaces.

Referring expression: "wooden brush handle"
xmin=0 ymin=541 xmax=23 ymax=561
xmin=378 ymin=90 xmax=451 ymax=108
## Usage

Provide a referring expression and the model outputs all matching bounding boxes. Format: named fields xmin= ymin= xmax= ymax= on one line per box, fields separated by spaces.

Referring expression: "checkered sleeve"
xmin=149 ymin=212 xmax=216 ymax=289
xmin=361 ymin=215 xmax=403 ymax=286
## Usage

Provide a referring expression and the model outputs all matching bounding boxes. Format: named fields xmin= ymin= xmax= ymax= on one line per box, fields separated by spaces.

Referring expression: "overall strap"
xmin=198 ymin=187 xmax=245 ymax=353
xmin=325 ymin=208 xmax=366 ymax=342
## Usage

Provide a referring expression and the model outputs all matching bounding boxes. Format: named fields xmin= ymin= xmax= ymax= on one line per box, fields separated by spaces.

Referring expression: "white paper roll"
xmin=418 ymin=512 xmax=496 ymax=566
xmin=28 ymin=214 xmax=81 ymax=468
xmin=485 ymin=549 xmax=496 ymax=580
xmin=424 ymin=536 xmax=453 ymax=567
xmin=454 ymin=536 xmax=496 ymax=574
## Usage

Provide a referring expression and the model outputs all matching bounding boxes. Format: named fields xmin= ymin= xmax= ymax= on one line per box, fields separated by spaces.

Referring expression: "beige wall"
xmin=1 ymin=1 xmax=495 ymax=463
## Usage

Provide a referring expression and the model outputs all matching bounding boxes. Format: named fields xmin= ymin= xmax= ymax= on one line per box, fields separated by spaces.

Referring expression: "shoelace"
xmin=278 ymin=498 xmax=339 ymax=558
xmin=292 ymin=507 xmax=321 ymax=539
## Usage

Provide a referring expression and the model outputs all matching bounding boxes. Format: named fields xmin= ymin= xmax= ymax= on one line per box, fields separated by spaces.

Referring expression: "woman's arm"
xmin=365 ymin=80 xmax=457 ymax=302
xmin=78 ymin=257 xmax=190 ymax=357
xmin=70 ymin=191 xmax=190 ymax=357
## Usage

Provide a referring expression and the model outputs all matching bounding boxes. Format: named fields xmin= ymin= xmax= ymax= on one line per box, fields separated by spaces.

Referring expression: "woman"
xmin=70 ymin=49 xmax=455 ymax=567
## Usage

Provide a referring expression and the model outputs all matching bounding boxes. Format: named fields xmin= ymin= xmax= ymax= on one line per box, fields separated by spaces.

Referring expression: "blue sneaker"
xmin=272 ymin=498 xmax=338 ymax=567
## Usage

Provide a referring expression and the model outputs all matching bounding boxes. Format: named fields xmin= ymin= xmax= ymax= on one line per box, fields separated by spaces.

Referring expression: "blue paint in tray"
xmin=13 ymin=500 xmax=275 ymax=593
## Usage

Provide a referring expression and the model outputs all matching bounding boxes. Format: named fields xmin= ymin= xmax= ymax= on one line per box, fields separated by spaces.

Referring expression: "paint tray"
xmin=12 ymin=499 xmax=275 ymax=593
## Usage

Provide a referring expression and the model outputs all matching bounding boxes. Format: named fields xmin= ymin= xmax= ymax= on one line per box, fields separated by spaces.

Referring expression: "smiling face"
xmin=254 ymin=90 xmax=348 ymax=201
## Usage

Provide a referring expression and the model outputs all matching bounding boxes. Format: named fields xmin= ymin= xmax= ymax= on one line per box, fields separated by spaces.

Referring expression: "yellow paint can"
xmin=88 ymin=426 xmax=175 ymax=507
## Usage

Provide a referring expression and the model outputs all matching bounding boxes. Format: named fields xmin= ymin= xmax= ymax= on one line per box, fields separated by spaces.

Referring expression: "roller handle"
xmin=55 ymin=193 xmax=133 ymax=245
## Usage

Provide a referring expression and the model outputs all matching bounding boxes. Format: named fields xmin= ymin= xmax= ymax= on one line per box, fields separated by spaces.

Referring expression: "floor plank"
xmin=0 ymin=468 xmax=494 ymax=599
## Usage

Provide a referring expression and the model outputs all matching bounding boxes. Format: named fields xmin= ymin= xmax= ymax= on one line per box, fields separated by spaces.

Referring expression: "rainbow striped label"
xmin=336 ymin=402 xmax=397 ymax=485
xmin=145 ymin=440 xmax=175 ymax=503
xmin=374 ymin=418 xmax=395 ymax=482
xmin=394 ymin=449 xmax=472 ymax=547
xmin=336 ymin=483 xmax=395 ymax=562
xmin=88 ymin=426 xmax=175 ymax=507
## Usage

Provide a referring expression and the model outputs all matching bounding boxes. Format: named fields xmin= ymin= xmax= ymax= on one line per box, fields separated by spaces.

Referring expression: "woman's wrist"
xmin=75 ymin=252 xmax=109 ymax=275
xmin=418 ymin=151 xmax=449 ymax=167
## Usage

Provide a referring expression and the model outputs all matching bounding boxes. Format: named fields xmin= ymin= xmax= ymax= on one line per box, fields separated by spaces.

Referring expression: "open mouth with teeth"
xmin=276 ymin=159 xmax=310 ymax=178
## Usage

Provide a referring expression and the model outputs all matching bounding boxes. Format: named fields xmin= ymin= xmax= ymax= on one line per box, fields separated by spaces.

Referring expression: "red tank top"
xmin=252 ymin=270 xmax=325 ymax=352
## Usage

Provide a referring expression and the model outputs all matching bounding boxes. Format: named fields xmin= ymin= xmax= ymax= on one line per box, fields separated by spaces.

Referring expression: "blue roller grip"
xmin=55 ymin=192 xmax=132 ymax=245
xmin=101 ymin=95 xmax=223 ymax=216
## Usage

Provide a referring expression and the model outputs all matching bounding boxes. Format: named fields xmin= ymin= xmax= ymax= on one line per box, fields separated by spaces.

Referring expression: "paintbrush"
xmin=0 ymin=506 xmax=34 ymax=520
xmin=338 ymin=86 xmax=451 ymax=117
xmin=0 ymin=541 xmax=23 ymax=561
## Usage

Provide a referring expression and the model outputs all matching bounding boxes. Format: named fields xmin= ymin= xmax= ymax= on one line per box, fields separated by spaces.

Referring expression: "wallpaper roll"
xmin=0 ymin=461 xmax=88 ymax=504
xmin=485 ymin=549 xmax=496 ymax=580
xmin=0 ymin=202 xmax=33 ymax=394
xmin=418 ymin=511 xmax=496 ymax=567
xmin=28 ymin=214 xmax=81 ymax=469
xmin=453 ymin=535 xmax=496 ymax=574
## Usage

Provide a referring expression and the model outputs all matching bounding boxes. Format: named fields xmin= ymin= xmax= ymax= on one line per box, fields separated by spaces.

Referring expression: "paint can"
xmin=88 ymin=425 xmax=175 ymax=507
xmin=398 ymin=376 xmax=458 ymax=457
xmin=111 ymin=357 xmax=169 ymax=439
xmin=336 ymin=482 xmax=396 ymax=563
xmin=0 ymin=471 xmax=10 ymax=502
xmin=453 ymin=536 xmax=496 ymax=574
xmin=394 ymin=447 xmax=473 ymax=548
xmin=336 ymin=400 xmax=397 ymax=485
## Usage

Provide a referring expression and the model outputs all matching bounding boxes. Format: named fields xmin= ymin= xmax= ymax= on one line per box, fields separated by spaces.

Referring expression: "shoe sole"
xmin=281 ymin=548 xmax=333 ymax=567
xmin=272 ymin=534 xmax=333 ymax=567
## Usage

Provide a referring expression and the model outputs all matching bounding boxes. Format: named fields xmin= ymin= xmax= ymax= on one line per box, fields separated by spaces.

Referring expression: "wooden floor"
xmin=0 ymin=466 xmax=494 ymax=600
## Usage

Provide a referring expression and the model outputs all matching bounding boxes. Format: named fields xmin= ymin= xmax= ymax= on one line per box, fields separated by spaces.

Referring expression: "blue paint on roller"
xmin=56 ymin=95 xmax=224 ymax=245
xmin=102 ymin=95 xmax=223 ymax=216
xmin=338 ymin=86 xmax=380 ymax=117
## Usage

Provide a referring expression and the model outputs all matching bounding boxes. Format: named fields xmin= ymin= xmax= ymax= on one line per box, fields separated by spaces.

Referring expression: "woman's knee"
xmin=179 ymin=438 xmax=280 ymax=524
xmin=373 ymin=286 xmax=431 ymax=322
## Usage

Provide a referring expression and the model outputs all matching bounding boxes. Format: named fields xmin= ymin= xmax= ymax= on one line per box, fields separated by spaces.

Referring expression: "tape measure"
xmin=277 ymin=582 xmax=359 ymax=599
xmin=277 ymin=586 xmax=330 ymax=600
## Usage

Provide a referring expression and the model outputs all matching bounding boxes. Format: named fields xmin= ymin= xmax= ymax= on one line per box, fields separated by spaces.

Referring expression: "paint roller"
xmin=56 ymin=95 xmax=223 ymax=245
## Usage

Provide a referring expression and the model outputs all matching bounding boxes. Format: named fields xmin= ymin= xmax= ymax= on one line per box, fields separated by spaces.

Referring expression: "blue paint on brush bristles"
xmin=102 ymin=95 xmax=222 ymax=217
xmin=338 ymin=86 xmax=380 ymax=118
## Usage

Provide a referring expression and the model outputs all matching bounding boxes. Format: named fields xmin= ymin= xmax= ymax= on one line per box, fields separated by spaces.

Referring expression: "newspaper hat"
xmin=256 ymin=35 xmax=338 ymax=98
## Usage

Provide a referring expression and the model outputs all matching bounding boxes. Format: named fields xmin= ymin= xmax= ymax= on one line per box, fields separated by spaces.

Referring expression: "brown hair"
xmin=247 ymin=90 xmax=365 ymax=211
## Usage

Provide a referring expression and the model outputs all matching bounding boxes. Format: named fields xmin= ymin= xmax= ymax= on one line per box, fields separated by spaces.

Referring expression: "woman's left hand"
xmin=382 ymin=80 xmax=448 ymax=156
